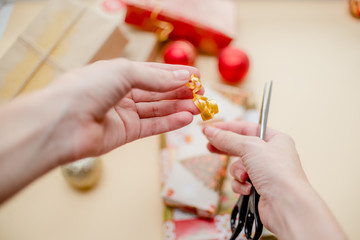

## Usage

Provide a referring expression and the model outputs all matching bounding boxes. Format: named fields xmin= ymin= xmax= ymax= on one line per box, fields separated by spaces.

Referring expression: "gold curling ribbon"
xmin=150 ymin=6 xmax=174 ymax=41
xmin=187 ymin=74 xmax=219 ymax=121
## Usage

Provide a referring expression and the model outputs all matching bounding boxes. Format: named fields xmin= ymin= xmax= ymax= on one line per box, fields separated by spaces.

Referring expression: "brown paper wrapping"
xmin=0 ymin=0 xmax=128 ymax=102
xmin=120 ymin=25 xmax=159 ymax=62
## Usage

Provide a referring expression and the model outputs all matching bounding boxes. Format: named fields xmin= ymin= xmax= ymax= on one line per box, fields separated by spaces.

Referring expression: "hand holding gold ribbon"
xmin=187 ymin=74 xmax=219 ymax=121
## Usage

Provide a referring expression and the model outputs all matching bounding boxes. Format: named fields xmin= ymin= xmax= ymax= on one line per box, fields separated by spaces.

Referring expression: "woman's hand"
xmin=47 ymin=59 xmax=202 ymax=163
xmin=203 ymin=121 xmax=307 ymax=229
xmin=0 ymin=59 xmax=201 ymax=203
xmin=203 ymin=121 xmax=346 ymax=240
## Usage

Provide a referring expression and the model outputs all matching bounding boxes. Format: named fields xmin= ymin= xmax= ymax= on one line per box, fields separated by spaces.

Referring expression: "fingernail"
xmin=204 ymin=126 xmax=219 ymax=139
xmin=173 ymin=70 xmax=190 ymax=81
xmin=241 ymin=171 xmax=249 ymax=182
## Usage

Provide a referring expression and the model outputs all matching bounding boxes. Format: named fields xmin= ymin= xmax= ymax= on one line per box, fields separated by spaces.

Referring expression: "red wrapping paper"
xmin=123 ymin=0 xmax=236 ymax=54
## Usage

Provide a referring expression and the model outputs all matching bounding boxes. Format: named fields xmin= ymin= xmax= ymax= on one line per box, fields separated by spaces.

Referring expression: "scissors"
xmin=229 ymin=81 xmax=273 ymax=240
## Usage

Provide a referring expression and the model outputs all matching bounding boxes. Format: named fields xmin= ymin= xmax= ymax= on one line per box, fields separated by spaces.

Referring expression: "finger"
xmin=203 ymin=125 xmax=260 ymax=157
xmin=57 ymin=59 xmax=196 ymax=120
xmin=139 ymin=62 xmax=200 ymax=77
xmin=206 ymin=143 xmax=230 ymax=155
xmin=139 ymin=111 xmax=193 ymax=138
xmin=231 ymin=180 xmax=252 ymax=195
xmin=128 ymin=61 xmax=202 ymax=93
xmin=136 ymin=99 xmax=199 ymax=118
xmin=88 ymin=59 xmax=195 ymax=94
xmin=212 ymin=120 xmax=279 ymax=142
xmin=128 ymin=63 xmax=191 ymax=92
xmin=230 ymin=161 xmax=249 ymax=183
xmin=131 ymin=85 xmax=204 ymax=102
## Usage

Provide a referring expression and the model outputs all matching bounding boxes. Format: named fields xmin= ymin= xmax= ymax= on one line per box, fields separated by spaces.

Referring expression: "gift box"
xmin=163 ymin=157 xmax=276 ymax=240
xmin=163 ymin=174 xmax=244 ymax=240
xmin=0 ymin=0 xmax=128 ymax=103
xmin=120 ymin=24 xmax=159 ymax=62
xmin=93 ymin=0 xmax=160 ymax=62
xmin=160 ymin=84 xmax=250 ymax=219
xmin=123 ymin=0 xmax=236 ymax=54
xmin=161 ymin=150 xmax=229 ymax=218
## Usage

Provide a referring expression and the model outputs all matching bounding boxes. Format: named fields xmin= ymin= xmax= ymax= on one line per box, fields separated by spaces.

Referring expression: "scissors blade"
xmin=259 ymin=81 xmax=273 ymax=140
xmin=243 ymin=81 xmax=272 ymax=240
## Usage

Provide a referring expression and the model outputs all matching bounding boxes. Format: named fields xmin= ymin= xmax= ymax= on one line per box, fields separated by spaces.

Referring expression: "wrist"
xmin=266 ymin=179 xmax=313 ymax=238
xmin=0 ymin=89 xmax=72 ymax=202
xmin=266 ymin=179 xmax=346 ymax=240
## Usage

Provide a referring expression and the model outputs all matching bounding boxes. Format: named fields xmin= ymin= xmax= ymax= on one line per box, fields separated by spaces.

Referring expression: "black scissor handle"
xmin=244 ymin=188 xmax=263 ymax=240
xmin=230 ymin=194 xmax=249 ymax=240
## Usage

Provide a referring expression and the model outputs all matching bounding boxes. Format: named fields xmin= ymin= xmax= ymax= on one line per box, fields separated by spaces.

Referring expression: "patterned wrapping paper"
xmin=163 ymin=165 xmax=243 ymax=240
xmin=160 ymin=84 xmax=250 ymax=238
xmin=163 ymin=158 xmax=276 ymax=240
xmin=160 ymin=85 xmax=249 ymax=217
xmin=160 ymin=84 xmax=276 ymax=240
xmin=161 ymin=149 xmax=229 ymax=218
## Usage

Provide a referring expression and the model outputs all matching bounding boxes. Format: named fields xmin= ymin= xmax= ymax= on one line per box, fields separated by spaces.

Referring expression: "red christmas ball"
xmin=218 ymin=46 xmax=249 ymax=84
xmin=163 ymin=40 xmax=197 ymax=66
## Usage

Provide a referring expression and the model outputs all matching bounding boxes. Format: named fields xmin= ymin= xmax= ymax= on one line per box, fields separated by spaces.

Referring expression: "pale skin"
xmin=0 ymin=59 xmax=346 ymax=239
xmin=0 ymin=59 xmax=201 ymax=204
xmin=203 ymin=122 xmax=347 ymax=240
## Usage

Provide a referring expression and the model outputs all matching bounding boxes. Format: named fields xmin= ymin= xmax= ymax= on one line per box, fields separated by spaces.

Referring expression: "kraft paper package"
xmin=0 ymin=0 xmax=128 ymax=103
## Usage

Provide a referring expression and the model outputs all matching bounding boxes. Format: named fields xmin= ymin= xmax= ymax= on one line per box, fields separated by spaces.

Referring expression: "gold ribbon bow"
xmin=150 ymin=6 xmax=174 ymax=41
xmin=187 ymin=74 xmax=219 ymax=121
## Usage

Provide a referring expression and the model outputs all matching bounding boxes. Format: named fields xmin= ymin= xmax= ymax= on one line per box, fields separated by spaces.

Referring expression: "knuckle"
xmin=151 ymin=104 xmax=160 ymax=116
xmin=118 ymin=59 xmax=132 ymax=75
xmin=149 ymin=91 xmax=157 ymax=101
xmin=241 ymin=136 xmax=257 ymax=149
xmin=158 ymin=68 xmax=171 ymax=80
xmin=116 ymin=58 xmax=130 ymax=66
xmin=229 ymin=163 xmax=238 ymax=177
xmin=280 ymin=132 xmax=295 ymax=144
xmin=115 ymin=58 xmax=132 ymax=78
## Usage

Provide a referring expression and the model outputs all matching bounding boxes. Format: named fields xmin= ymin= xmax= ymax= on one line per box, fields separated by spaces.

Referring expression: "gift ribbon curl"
xmin=187 ymin=74 xmax=219 ymax=121
xmin=150 ymin=6 xmax=174 ymax=41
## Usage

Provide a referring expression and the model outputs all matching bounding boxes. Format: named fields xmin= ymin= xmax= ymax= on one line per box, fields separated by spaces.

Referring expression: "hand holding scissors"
xmin=229 ymin=81 xmax=272 ymax=240
xmin=203 ymin=81 xmax=346 ymax=239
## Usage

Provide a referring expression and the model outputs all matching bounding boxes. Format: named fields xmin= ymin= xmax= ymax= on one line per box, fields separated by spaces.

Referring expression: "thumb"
xmin=203 ymin=125 xmax=258 ymax=157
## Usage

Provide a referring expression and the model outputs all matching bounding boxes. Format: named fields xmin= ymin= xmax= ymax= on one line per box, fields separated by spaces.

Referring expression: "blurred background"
xmin=0 ymin=0 xmax=360 ymax=239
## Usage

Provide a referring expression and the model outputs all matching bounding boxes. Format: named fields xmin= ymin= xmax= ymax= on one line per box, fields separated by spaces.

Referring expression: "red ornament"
xmin=218 ymin=46 xmax=249 ymax=84
xmin=163 ymin=40 xmax=197 ymax=66
xmin=350 ymin=0 xmax=360 ymax=18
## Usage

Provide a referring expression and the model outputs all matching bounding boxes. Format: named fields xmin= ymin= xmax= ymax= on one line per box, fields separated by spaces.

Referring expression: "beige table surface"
xmin=1 ymin=1 xmax=360 ymax=239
